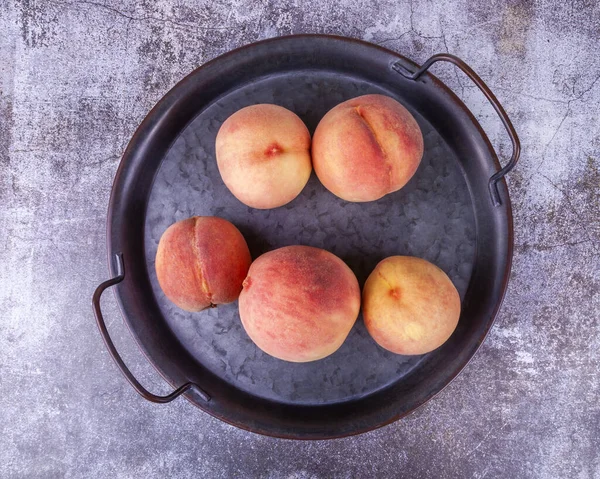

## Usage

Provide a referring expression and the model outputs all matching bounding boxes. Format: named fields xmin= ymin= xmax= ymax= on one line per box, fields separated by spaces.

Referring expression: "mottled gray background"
xmin=1 ymin=0 xmax=599 ymax=478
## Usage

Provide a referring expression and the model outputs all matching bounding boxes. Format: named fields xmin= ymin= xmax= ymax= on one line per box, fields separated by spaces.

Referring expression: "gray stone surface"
xmin=1 ymin=0 xmax=599 ymax=477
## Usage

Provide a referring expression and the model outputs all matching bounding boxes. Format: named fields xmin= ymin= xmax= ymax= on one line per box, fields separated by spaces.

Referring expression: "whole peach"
xmin=362 ymin=256 xmax=461 ymax=355
xmin=238 ymin=245 xmax=360 ymax=362
xmin=155 ymin=216 xmax=251 ymax=312
xmin=216 ymin=104 xmax=312 ymax=209
xmin=312 ymin=94 xmax=424 ymax=202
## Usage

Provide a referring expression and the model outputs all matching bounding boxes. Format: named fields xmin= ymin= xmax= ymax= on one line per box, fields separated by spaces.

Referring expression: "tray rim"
xmin=103 ymin=33 xmax=514 ymax=439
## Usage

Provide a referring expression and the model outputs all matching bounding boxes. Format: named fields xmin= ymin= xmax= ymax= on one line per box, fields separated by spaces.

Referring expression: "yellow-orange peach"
xmin=238 ymin=245 xmax=360 ymax=362
xmin=362 ymin=256 xmax=461 ymax=355
xmin=312 ymin=94 xmax=424 ymax=202
xmin=216 ymin=104 xmax=312 ymax=209
xmin=155 ymin=216 xmax=251 ymax=312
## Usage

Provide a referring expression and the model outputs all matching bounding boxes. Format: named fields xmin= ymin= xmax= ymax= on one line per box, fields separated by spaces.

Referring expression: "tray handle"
xmin=92 ymin=253 xmax=210 ymax=403
xmin=393 ymin=53 xmax=521 ymax=207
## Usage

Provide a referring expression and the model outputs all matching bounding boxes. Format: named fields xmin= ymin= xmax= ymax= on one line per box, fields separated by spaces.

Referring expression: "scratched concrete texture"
xmin=1 ymin=0 xmax=599 ymax=477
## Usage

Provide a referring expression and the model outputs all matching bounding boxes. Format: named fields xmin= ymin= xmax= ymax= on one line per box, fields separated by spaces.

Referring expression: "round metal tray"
xmin=93 ymin=35 xmax=520 ymax=439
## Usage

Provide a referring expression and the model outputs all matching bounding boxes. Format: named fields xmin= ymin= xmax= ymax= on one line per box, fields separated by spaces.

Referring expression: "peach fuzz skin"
xmin=216 ymin=104 xmax=312 ymax=209
xmin=238 ymin=245 xmax=361 ymax=363
xmin=312 ymin=94 xmax=424 ymax=202
xmin=362 ymin=256 xmax=461 ymax=355
xmin=155 ymin=216 xmax=252 ymax=312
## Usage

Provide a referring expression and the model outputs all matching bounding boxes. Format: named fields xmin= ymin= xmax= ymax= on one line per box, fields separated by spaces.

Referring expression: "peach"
xmin=155 ymin=216 xmax=251 ymax=312
xmin=362 ymin=256 xmax=461 ymax=355
xmin=312 ymin=94 xmax=424 ymax=202
xmin=238 ymin=245 xmax=360 ymax=362
xmin=215 ymin=104 xmax=312 ymax=209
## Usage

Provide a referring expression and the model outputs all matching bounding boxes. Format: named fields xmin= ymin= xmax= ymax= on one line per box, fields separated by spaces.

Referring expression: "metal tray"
xmin=93 ymin=35 xmax=520 ymax=439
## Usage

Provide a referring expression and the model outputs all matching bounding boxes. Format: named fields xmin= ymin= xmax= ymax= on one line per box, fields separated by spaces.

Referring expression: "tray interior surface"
xmin=143 ymin=70 xmax=477 ymax=406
